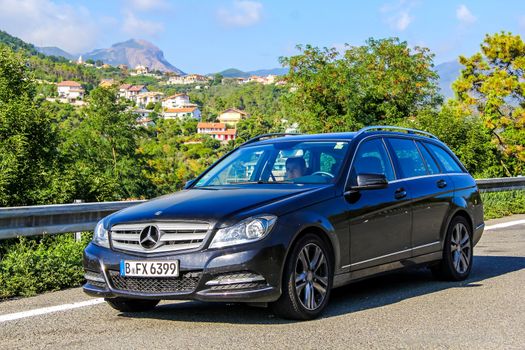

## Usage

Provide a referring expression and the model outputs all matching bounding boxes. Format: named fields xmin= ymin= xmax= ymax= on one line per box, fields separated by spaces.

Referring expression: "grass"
xmin=481 ymin=190 xmax=525 ymax=220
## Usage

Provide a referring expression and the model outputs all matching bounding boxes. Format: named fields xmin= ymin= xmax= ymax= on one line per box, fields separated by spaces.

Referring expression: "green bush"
xmin=0 ymin=233 xmax=90 ymax=298
xmin=481 ymin=190 xmax=525 ymax=220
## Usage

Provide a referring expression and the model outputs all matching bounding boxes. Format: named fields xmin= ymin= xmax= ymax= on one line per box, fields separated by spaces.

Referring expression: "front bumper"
xmin=82 ymin=239 xmax=286 ymax=303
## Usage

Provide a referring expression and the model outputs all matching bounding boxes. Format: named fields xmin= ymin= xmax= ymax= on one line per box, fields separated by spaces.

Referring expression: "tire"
xmin=431 ymin=216 xmax=473 ymax=281
xmin=105 ymin=297 xmax=160 ymax=312
xmin=271 ymin=233 xmax=333 ymax=320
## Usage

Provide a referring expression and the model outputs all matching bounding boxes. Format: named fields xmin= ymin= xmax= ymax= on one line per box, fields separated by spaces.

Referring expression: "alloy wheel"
xmin=294 ymin=243 xmax=329 ymax=310
xmin=450 ymin=222 xmax=471 ymax=274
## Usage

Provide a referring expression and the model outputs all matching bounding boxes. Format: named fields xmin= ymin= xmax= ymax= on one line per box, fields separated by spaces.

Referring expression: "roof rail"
xmin=241 ymin=132 xmax=302 ymax=146
xmin=355 ymin=126 xmax=439 ymax=140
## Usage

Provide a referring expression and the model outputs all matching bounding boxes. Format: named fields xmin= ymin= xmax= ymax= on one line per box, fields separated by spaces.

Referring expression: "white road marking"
xmin=0 ymin=298 xmax=105 ymax=323
xmin=485 ymin=219 xmax=525 ymax=231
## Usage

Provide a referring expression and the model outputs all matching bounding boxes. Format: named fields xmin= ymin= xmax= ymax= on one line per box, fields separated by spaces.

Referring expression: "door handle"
xmin=437 ymin=179 xmax=447 ymax=188
xmin=394 ymin=188 xmax=407 ymax=199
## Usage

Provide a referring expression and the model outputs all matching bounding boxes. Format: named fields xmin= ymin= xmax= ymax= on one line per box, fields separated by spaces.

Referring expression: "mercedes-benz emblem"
xmin=139 ymin=225 xmax=160 ymax=249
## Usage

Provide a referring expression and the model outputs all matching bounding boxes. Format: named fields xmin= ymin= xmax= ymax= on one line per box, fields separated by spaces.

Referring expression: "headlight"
xmin=209 ymin=215 xmax=277 ymax=248
xmin=92 ymin=220 xmax=109 ymax=248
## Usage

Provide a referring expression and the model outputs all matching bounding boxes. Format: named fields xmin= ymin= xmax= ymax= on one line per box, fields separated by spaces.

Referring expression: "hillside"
xmin=435 ymin=60 xmax=463 ymax=98
xmin=36 ymin=46 xmax=75 ymax=60
xmin=218 ymin=67 xmax=288 ymax=78
xmin=0 ymin=29 xmax=38 ymax=55
xmin=83 ymin=39 xmax=184 ymax=74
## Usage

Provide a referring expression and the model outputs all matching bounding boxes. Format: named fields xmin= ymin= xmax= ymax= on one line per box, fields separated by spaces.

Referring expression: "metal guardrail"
xmin=0 ymin=177 xmax=523 ymax=240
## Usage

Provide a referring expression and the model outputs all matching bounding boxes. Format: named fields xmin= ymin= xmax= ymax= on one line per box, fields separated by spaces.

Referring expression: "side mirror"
xmin=351 ymin=173 xmax=388 ymax=191
xmin=184 ymin=179 xmax=196 ymax=189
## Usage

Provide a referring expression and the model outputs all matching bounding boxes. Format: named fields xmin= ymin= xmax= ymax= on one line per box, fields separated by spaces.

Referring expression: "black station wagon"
xmin=83 ymin=126 xmax=485 ymax=320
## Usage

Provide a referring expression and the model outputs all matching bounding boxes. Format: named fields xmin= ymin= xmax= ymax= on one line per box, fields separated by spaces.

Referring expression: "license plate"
xmin=120 ymin=260 xmax=179 ymax=277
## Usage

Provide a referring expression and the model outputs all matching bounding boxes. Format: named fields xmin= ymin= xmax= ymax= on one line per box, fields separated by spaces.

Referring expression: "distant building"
xmin=134 ymin=65 xmax=149 ymax=75
xmin=135 ymin=91 xmax=164 ymax=107
xmin=162 ymin=93 xmax=191 ymax=109
xmin=119 ymin=84 xmax=148 ymax=100
xmin=99 ymin=78 xmax=115 ymax=88
xmin=76 ymin=56 xmax=83 ymax=65
xmin=166 ymin=74 xmax=210 ymax=85
xmin=57 ymin=80 xmax=84 ymax=100
xmin=217 ymin=108 xmax=248 ymax=127
xmin=162 ymin=106 xmax=201 ymax=120
xmin=197 ymin=122 xmax=237 ymax=142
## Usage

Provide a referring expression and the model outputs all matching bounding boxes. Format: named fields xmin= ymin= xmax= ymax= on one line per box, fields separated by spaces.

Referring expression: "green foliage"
xmin=58 ymin=87 xmax=153 ymax=201
xmin=0 ymin=46 xmax=58 ymax=206
xmin=400 ymin=101 xmax=499 ymax=177
xmin=0 ymin=234 xmax=90 ymax=298
xmin=481 ymin=190 xmax=525 ymax=219
xmin=280 ymin=38 xmax=441 ymax=133
xmin=453 ymin=32 xmax=525 ymax=176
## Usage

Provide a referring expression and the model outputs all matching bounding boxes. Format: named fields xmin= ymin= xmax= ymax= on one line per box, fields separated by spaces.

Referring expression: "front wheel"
xmin=105 ymin=297 xmax=160 ymax=312
xmin=431 ymin=216 xmax=473 ymax=281
xmin=271 ymin=234 xmax=333 ymax=320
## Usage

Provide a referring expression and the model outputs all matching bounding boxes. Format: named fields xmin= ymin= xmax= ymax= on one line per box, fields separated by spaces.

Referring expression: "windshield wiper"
xmin=230 ymin=180 xmax=294 ymax=185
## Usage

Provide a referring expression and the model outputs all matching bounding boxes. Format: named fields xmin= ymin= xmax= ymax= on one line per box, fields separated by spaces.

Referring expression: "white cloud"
xmin=217 ymin=1 xmax=263 ymax=27
xmin=380 ymin=0 xmax=415 ymax=32
xmin=0 ymin=0 xmax=99 ymax=53
xmin=128 ymin=0 xmax=168 ymax=11
xmin=122 ymin=11 xmax=164 ymax=37
xmin=456 ymin=4 xmax=476 ymax=24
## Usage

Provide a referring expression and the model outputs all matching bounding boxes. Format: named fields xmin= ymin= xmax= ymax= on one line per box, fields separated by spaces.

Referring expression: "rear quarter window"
xmin=424 ymin=142 xmax=464 ymax=173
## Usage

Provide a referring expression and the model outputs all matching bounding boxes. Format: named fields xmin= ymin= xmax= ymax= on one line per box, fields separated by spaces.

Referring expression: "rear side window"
xmin=424 ymin=143 xmax=464 ymax=173
xmin=416 ymin=141 xmax=440 ymax=174
xmin=388 ymin=138 xmax=428 ymax=178
xmin=351 ymin=138 xmax=395 ymax=183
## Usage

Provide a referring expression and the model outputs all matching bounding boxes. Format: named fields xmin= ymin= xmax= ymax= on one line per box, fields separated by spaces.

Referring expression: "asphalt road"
xmin=1 ymin=215 xmax=524 ymax=349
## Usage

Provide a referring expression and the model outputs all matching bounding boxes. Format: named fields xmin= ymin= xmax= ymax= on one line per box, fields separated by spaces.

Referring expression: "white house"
xmin=134 ymin=65 xmax=149 ymax=75
xmin=162 ymin=106 xmax=201 ymax=120
xmin=119 ymin=84 xmax=148 ymax=100
xmin=166 ymin=74 xmax=210 ymax=85
xmin=57 ymin=81 xmax=84 ymax=100
xmin=197 ymin=122 xmax=237 ymax=142
xmin=162 ymin=93 xmax=191 ymax=109
xmin=135 ymin=91 xmax=164 ymax=107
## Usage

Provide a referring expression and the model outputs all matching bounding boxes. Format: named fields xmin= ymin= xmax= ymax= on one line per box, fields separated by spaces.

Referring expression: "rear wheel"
xmin=271 ymin=234 xmax=333 ymax=320
xmin=105 ymin=297 xmax=160 ymax=312
xmin=432 ymin=216 xmax=473 ymax=281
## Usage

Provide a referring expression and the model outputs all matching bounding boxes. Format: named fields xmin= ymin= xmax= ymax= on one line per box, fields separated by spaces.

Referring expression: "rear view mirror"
xmin=352 ymin=173 xmax=388 ymax=190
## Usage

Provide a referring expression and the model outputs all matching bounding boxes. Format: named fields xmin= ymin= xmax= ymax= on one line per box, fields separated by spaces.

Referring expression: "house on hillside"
xmin=218 ymin=108 xmax=248 ymax=127
xmin=136 ymin=91 xmax=164 ymax=107
xmin=197 ymin=122 xmax=237 ymax=143
xmin=119 ymin=84 xmax=148 ymax=100
xmin=57 ymin=81 xmax=84 ymax=100
xmin=99 ymin=79 xmax=115 ymax=88
xmin=162 ymin=106 xmax=201 ymax=120
xmin=162 ymin=93 xmax=192 ymax=109
xmin=134 ymin=65 xmax=149 ymax=75
xmin=167 ymin=75 xmax=185 ymax=85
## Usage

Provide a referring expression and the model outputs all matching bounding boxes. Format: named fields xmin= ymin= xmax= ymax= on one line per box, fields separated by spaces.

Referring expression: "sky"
xmin=0 ymin=0 xmax=524 ymax=74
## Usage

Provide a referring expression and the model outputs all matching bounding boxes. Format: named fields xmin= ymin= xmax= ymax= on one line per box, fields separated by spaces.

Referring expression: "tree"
xmin=453 ymin=32 xmax=525 ymax=176
xmin=279 ymin=38 xmax=441 ymax=133
xmin=0 ymin=46 xmax=58 ymax=206
xmin=59 ymin=87 xmax=152 ymax=201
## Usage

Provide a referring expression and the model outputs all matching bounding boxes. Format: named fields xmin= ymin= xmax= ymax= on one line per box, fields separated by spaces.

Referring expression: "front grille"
xmin=110 ymin=222 xmax=209 ymax=254
xmin=108 ymin=270 xmax=201 ymax=294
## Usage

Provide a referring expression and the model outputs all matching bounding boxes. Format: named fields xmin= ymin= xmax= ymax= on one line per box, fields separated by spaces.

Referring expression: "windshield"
xmin=194 ymin=141 xmax=350 ymax=187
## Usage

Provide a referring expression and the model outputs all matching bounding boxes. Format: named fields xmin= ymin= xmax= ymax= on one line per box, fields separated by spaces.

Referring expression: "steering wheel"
xmin=311 ymin=171 xmax=334 ymax=178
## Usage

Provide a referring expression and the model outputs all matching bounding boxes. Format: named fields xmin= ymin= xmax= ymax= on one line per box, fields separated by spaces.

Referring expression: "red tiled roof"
xmin=128 ymin=85 xmax=146 ymax=92
xmin=164 ymin=107 xmax=198 ymax=113
xmin=221 ymin=108 xmax=248 ymax=116
xmin=119 ymin=83 xmax=132 ymax=90
xmin=210 ymin=129 xmax=236 ymax=135
xmin=58 ymin=80 xmax=81 ymax=87
xmin=198 ymin=122 xmax=225 ymax=129
xmin=164 ymin=93 xmax=189 ymax=100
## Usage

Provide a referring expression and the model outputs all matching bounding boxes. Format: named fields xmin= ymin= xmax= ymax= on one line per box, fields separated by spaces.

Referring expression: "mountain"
xmin=435 ymin=60 xmax=463 ymax=99
xmin=36 ymin=46 xmax=75 ymax=60
xmin=218 ymin=67 xmax=288 ymax=78
xmin=83 ymin=39 xmax=184 ymax=74
xmin=0 ymin=29 xmax=38 ymax=55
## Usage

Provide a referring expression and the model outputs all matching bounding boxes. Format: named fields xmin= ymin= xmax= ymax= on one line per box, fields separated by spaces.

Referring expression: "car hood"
xmin=106 ymin=184 xmax=336 ymax=228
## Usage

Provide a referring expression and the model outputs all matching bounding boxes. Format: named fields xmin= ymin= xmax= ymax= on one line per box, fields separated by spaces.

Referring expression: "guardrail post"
xmin=73 ymin=199 xmax=84 ymax=242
